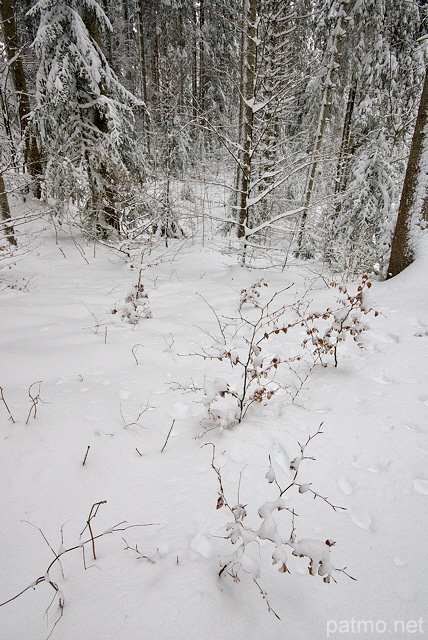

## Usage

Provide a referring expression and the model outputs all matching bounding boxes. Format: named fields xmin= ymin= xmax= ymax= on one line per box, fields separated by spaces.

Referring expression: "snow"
xmin=1 ymin=198 xmax=428 ymax=639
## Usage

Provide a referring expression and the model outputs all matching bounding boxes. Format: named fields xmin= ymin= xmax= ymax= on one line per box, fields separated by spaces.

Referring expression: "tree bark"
xmin=334 ymin=74 xmax=357 ymax=204
xmin=0 ymin=172 xmax=17 ymax=246
xmin=237 ymin=0 xmax=257 ymax=241
xmin=0 ymin=0 xmax=43 ymax=198
xmin=230 ymin=8 xmax=246 ymax=221
xmin=198 ymin=0 xmax=205 ymax=112
xmin=137 ymin=0 xmax=148 ymax=106
xmin=387 ymin=69 xmax=428 ymax=279
xmin=83 ymin=5 xmax=119 ymax=233
xmin=296 ymin=0 xmax=348 ymax=253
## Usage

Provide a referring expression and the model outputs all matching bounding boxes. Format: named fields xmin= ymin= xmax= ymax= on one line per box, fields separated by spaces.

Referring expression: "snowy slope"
xmin=1 ymin=204 xmax=427 ymax=640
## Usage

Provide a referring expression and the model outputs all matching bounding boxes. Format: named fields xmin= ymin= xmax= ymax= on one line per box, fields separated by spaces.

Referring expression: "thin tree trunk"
xmin=231 ymin=9 xmax=246 ymax=221
xmin=0 ymin=0 xmax=43 ymax=198
xmin=0 ymin=172 xmax=17 ymax=246
xmin=237 ymin=0 xmax=257 ymax=243
xmin=387 ymin=69 xmax=428 ymax=279
xmin=137 ymin=0 xmax=151 ymax=157
xmin=192 ymin=21 xmax=198 ymax=120
xmin=296 ymin=0 xmax=348 ymax=252
xmin=198 ymin=0 xmax=205 ymax=112
xmin=0 ymin=84 xmax=17 ymax=162
xmin=84 ymin=6 xmax=119 ymax=233
xmin=137 ymin=0 xmax=148 ymax=106
xmin=334 ymin=74 xmax=357 ymax=204
xmin=100 ymin=0 xmax=113 ymax=66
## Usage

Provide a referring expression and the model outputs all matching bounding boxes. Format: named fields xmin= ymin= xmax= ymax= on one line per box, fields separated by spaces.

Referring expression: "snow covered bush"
xmin=194 ymin=278 xmax=376 ymax=430
xmin=238 ymin=278 xmax=268 ymax=309
xmin=206 ymin=426 xmax=354 ymax=615
xmin=195 ymin=286 xmax=295 ymax=429
xmin=29 ymin=0 xmax=144 ymax=235
xmin=298 ymin=274 xmax=377 ymax=368
xmin=111 ymin=282 xmax=152 ymax=324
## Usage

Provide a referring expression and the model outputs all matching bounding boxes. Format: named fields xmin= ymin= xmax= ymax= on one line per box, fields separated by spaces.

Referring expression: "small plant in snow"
xmin=192 ymin=276 xmax=376 ymax=431
xmin=298 ymin=274 xmax=377 ymax=368
xmin=239 ymin=278 xmax=268 ymax=309
xmin=205 ymin=425 xmax=354 ymax=617
xmin=195 ymin=286 xmax=297 ymax=428
xmin=0 ymin=501 xmax=157 ymax=638
xmin=111 ymin=273 xmax=152 ymax=324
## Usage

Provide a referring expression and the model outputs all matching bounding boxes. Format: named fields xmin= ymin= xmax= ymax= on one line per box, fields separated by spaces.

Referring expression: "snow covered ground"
xmin=1 ymin=199 xmax=428 ymax=640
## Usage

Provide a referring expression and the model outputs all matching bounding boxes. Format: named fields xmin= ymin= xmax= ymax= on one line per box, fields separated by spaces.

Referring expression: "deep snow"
xmin=1 ymin=199 xmax=428 ymax=640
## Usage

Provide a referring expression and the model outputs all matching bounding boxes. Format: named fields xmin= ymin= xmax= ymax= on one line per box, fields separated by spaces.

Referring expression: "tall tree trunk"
xmin=192 ymin=18 xmax=198 ymax=120
xmin=137 ymin=0 xmax=148 ymax=106
xmin=237 ymin=0 xmax=257 ymax=244
xmin=83 ymin=5 xmax=119 ymax=233
xmin=153 ymin=19 xmax=160 ymax=106
xmin=0 ymin=85 xmax=17 ymax=161
xmin=0 ymin=0 xmax=43 ymax=198
xmin=198 ymin=0 xmax=205 ymax=112
xmin=0 ymin=172 xmax=17 ymax=246
xmin=137 ymin=0 xmax=151 ymax=156
xmin=296 ymin=0 xmax=348 ymax=253
xmin=231 ymin=9 xmax=246 ymax=221
xmin=387 ymin=69 xmax=428 ymax=279
xmin=334 ymin=74 xmax=357 ymax=205
xmin=100 ymin=0 xmax=113 ymax=66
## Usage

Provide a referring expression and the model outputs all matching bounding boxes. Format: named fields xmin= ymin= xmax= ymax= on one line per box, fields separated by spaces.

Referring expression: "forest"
xmin=1 ymin=1 xmax=428 ymax=639
xmin=0 ymin=0 xmax=427 ymax=273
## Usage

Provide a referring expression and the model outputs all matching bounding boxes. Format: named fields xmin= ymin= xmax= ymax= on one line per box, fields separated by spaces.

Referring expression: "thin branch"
xmin=160 ymin=420 xmax=175 ymax=453
xmin=131 ymin=343 xmax=144 ymax=365
xmin=0 ymin=387 xmax=15 ymax=423
xmin=26 ymin=380 xmax=43 ymax=424
xmin=82 ymin=446 xmax=90 ymax=466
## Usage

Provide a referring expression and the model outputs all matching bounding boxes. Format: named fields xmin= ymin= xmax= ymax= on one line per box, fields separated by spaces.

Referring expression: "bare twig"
xmin=131 ymin=343 xmax=144 ymax=365
xmin=26 ymin=381 xmax=43 ymax=424
xmin=0 ymin=517 xmax=159 ymax=610
xmin=0 ymin=387 xmax=15 ymax=423
xmin=253 ymin=579 xmax=281 ymax=620
xmin=202 ymin=442 xmax=232 ymax=513
xmin=119 ymin=401 xmax=150 ymax=430
xmin=160 ymin=420 xmax=175 ymax=453
xmin=82 ymin=446 xmax=90 ymax=466
xmin=22 ymin=521 xmax=65 ymax=580
xmin=80 ymin=501 xmax=107 ymax=560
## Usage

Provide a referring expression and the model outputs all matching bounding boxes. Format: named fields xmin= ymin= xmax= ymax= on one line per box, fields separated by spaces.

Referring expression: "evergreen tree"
xmin=29 ymin=0 xmax=144 ymax=234
xmin=0 ymin=0 xmax=43 ymax=196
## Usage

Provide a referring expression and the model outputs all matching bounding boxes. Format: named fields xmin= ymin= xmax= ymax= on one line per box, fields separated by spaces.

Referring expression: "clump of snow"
xmin=290 ymin=539 xmax=336 ymax=583
xmin=111 ymin=283 xmax=152 ymax=323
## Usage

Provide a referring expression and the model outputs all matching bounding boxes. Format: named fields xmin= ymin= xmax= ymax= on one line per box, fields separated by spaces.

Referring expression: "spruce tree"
xmin=29 ymin=0 xmax=144 ymax=234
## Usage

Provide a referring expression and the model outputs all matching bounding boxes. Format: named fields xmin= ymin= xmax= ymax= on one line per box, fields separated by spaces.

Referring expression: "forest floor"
xmin=1 ymin=196 xmax=428 ymax=640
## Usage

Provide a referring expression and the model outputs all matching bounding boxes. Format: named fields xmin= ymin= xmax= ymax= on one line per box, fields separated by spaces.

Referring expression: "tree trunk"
xmin=237 ymin=0 xmax=257 ymax=242
xmin=334 ymin=74 xmax=357 ymax=204
xmin=198 ymin=0 xmax=205 ymax=112
xmin=0 ymin=85 xmax=17 ymax=161
xmin=230 ymin=9 xmax=246 ymax=221
xmin=137 ymin=0 xmax=151 ymax=157
xmin=83 ymin=5 xmax=119 ymax=233
xmin=137 ymin=0 xmax=148 ymax=106
xmin=100 ymin=0 xmax=113 ymax=66
xmin=0 ymin=172 xmax=17 ymax=246
xmin=387 ymin=69 xmax=428 ymax=279
xmin=296 ymin=0 xmax=348 ymax=253
xmin=0 ymin=0 xmax=43 ymax=198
